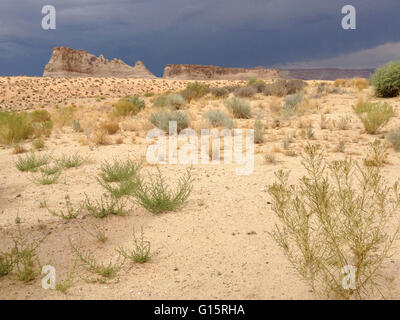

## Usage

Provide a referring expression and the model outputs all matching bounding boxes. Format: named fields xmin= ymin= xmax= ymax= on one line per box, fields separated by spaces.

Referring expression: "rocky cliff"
xmin=280 ymin=68 xmax=375 ymax=80
xmin=43 ymin=47 xmax=156 ymax=78
xmin=163 ymin=64 xmax=281 ymax=80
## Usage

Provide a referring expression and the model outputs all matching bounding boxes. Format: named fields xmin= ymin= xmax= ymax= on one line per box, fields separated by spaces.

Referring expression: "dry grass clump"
xmin=263 ymin=79 xmax=306 ymax=97
xmin=99 ymin=121 xmax=119 ymax=135
xmin=268 ymin=144 xmax=400 ymax=299
xmin=387 ymin=126 xmax=400 ymax=151
xmin=363 ymin=139 xmax=389 ymax=167
xmin=149 ymin=110 xmax=190 ymax=133
xmin=202 ymin=110 xmax=234 ymax=128
xmin=53 ymin=105 xmax=76 ymax=128
xmin=180 ymin=82 xmax=210 ymax=102
xmin=0 ymin=112 xmax=35 ymax=144
xmin=334 ymin=78 xmax=369 ymax=91
xmin=91 ymin=127 xmax=112 ymax=145
xmin=153 ymin=93 xmax=187 ymax=110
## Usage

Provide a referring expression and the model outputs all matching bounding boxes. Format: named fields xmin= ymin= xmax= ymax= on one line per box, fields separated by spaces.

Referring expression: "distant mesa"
xmin=43 ymin=47 xmax=156 ymax=78
xmin=280 ymin=68 xmax=375 ymax=81
xmin=162 ymin=64 xmax=281 ymax=80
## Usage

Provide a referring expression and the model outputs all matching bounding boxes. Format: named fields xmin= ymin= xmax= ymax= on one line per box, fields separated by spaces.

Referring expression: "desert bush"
xmin=32 ymin=170 xmax=61 ymax=185
xmin=352 ymin=78 xmax=369 ymax=91
xmin=247 ymin=78 xmax=267 ymax=92
xmin=0 ymin=252 xmax=14 ymax=277
xmin=209 ymin=87 xmax=229 ymax=98
xmin=99 ymin=121 xmax=119 ymax=135
xmin=99 ymin=159 xmax=142 ymax=183
xmin=281 ymin=93 xmax=304 ymax=118
xmin=234 ymin=86 xmax=257 ymax=98
xmin=134 ymin=167 xmax=193 ymax=214
xmin=180 ymin=82 xmax=209 ymax=102
xmin=32 ymin=138 xmax=45 ymax=150
xmin=268 ymin=144 xmax=400 ymax=299
xmin=0 ymin=112 xmax=34 ymax=144
xmin=202 ymin=110 xmax=234 ymax=128
xmin=117 ymin=228 xmax=151 ymax=263
xmin=153 ymin=93 xmax=187 ymax=109
xmin=336 ymin=116 xmax=351 ymax=130
xmin=149 ymin=110 xmax=190 ymax=132
xmin=264 ymin=79 xmax=306 ymax=97
xmin=371 ymin=61 xmax=400 ymax=98
xmin=91 ymin=127 xmax=111 ymax=145
xmin=353 ymin=101 xmax=395 ymax=134
xmin=112 ymin=95 xmax=145 ymax=117
xmin=387 ymin=127 xmax=400 ymax=151
xmin=72 ymin=119 xmax=81 ymax=132
xmin=15 ymin=153 xmax=49 ymax=172
xmin=224 ymin=98 xmax=251 ymax=119
xmin=363 ymin=139 xmax=389 ymax=167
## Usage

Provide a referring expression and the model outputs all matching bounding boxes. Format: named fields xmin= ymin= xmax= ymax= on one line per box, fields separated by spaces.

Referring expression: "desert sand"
xmin=1 ymin=77 xmax=400 ymax=300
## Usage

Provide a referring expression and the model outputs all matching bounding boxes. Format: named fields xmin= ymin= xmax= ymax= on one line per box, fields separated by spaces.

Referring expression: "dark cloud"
xmin=0 ymin=0 xmax=399 ymax=76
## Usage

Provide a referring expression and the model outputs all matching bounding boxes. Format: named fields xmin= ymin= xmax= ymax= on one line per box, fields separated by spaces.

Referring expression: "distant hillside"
xmin=280 ymin=68 xmax=375 ymax=80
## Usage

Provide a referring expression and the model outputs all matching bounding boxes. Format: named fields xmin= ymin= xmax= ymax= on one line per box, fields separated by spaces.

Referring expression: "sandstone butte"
xmin=162 ymin=64 xmax=281 ymax=80
xmin=43 ymin=47 xmax=156 ymax=78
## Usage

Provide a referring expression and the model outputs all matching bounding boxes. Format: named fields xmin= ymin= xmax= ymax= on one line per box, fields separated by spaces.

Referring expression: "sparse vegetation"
xmin=268 ymin=144 xmax=400 ymax=299
xmin=47 ymin=195 xmax=82 ymax=219
xmin=254 ymin=117 xmax=265 ymax=144
xmin=117 ymin=228 xmax=151 ymax=263
xmin=353 ymin=101 xmax=395 ymax=134
xmin=0 ymin=112 xmax=34 ymax=144
xmin=57 ymin=153 xmax=85 ymax=169
xmin=15 ymin=152 xmax=49 ymax=172
xmin=363 ymin=139 xmax=389 ymax=167
xmin=134 ymin=167 xmax=193 ymax=214
xmin=387 ymin=126 xmax=400 ymax=151
xmin=180 ymin=82 xmax=209 ymax=102
xmin=85 ymin=195 xmax=128 ymax=218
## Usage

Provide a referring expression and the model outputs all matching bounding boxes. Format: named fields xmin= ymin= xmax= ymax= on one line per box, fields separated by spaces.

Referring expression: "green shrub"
xmin=117 ymin=228 xmax=151 ymax=263
xmin=224 ymin=98 xmax=251 ymax=119
xmin=153 ymin=93 xmax=186 ymax=109
xmin=353 ymin=101 xmax=395 ymax=134
xmin=112 ymin=95 xmax=145 ymax=117
xmin=268 ymin=144 xmax=400 ymax=299
xmin=30 ymin=110 xmax=51 ymax=123
xmin=85 ymin=195 xmax=128 ymax=218
xmin=134 ymin=167 xmax=193 ymax=214
xmin=99 ymin=159 xmax=142 ymax=183
xmin=247 ymin=79 xmax=267 ymax=93
xmin=371 ymin=61 xmax=400 ymax=97
xmin=254 ymin=117 xmax=265 ymax=144
xmin=202 ymin=110 xmax=233 ymax=128
xmin=150 ymin=111 xmax=190 ymax=132
xmin=281 ymin=93 xmax=303 ymax=117
xmin=387 ymin=127 xmax=400 ymax=151
xmin=180 ymin=82 xmax=209 ymax=102
xmin=0 ymin=112 xmax=34 ymax=144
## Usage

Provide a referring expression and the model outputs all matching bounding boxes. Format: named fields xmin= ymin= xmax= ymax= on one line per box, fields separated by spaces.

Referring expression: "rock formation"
xmin=163 ymin=64 xmax=281 ymax=80
xmin=280 ymin=68 xmax=375 ymax=80
xmin=43 ymin=47 xmax=156 ymax=78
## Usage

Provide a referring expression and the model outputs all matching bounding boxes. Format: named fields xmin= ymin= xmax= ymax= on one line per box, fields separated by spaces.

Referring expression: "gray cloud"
xmin=0 ymin=0 xmax=399 ymax=76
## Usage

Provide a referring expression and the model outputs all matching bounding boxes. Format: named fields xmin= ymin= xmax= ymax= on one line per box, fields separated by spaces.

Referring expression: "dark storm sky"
xmin=0 ymin=0 xmax=400 ymax=76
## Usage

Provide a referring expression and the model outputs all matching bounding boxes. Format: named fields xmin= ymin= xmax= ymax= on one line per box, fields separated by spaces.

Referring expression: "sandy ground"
xmin=1 ymin=77 xmax=400 ymax=300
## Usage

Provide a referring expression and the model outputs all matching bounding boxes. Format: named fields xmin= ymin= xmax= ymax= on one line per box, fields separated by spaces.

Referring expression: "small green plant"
xmin=16 ymin=153 xmax=49 ymax=172
xmin=202 ymin=110 xmax=233 ymax=128
xmin=134 ymin=167 xmax=193 ymax=214
xmin=363 ymin=139 xmax=389 ymax=167
xmin=112 ymin=95 xmax=145 ymax=118
xmin=150 ymin=111 xmax=190 ymax=133
xmin=99 ymin=159 xmax=142 ymax=183
xmin=264 ymin=153 xmax=277 ymax=164
xmin=32 ymin=170 xmax=61 ymax=185
xmin=0 ymin=252 xmax=14 ymax=277
xmin=117 ymin=228 xmax=151 ymax=263
xmin=353 ymin=101 xmax=395 ymax=134
xmin=40 ymin=164 xmax=62 ymax=175
xmin=69 ymin=239 xmax=123 ymax=281
xmin=387 ymin=127 xmax=400 ymax=151
xmin=47 ymin=195 xmax=82 ymax=219
xmin=85 ymin=195 xmax=128 ymax=218
xmin=268 ymin=144 xmax=400 ymax=299
xmin=224 ymin=98 xmax=251 ymax=119
xmin=371 ymin=61 xmax=400 ymax=98
xmin=57 ymin=153 xmax=85 ymax=168
xmin=98 ymin=179 xmax=139 ymax=199
xmin=10 ymin=227 xmax=45 ymax=282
